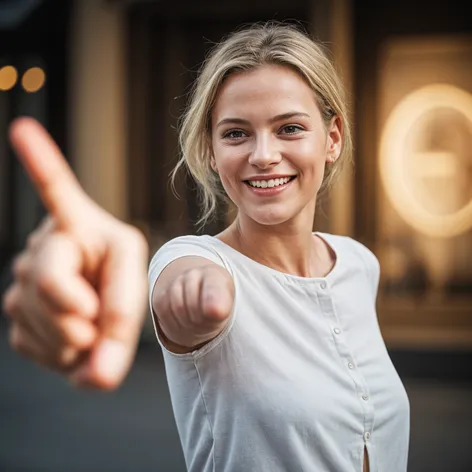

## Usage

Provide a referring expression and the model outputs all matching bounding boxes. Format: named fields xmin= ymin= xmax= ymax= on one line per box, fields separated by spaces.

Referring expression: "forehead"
xmin=212 ymin=64 xmax=318 ymax=119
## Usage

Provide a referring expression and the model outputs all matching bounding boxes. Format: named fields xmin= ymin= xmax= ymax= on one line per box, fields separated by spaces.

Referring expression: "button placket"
xmin=360 ymin=387 xmax=375 ymax=449
xmin=316 ymin=283 xmax=375 ymax=449
xmin=318 ymin=288 xmax=360 ymax=382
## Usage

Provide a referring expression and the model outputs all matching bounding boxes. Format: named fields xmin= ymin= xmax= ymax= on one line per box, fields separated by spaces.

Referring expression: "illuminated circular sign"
xmin=379 ymin=84 xmax=472 ymax=238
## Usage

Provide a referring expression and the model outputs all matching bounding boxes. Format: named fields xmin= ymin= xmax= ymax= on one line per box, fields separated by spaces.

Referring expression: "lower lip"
xmin=245 ymin=178 xmax=295 ymax=196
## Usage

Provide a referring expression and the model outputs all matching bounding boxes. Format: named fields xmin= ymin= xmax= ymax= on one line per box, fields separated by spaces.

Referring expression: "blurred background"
xmin=0 ymin=0 xmax=471 ymax=470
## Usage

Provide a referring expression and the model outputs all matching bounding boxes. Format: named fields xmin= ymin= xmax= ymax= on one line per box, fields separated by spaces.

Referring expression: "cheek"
xmin=294 ymin=143 xmax=327 ymax=175
xmin=219 ymin=169 xmax=243 ymax=198
xmin=211 ymin=150 xmax=246 ymax=199
xmin=213 ymin=145 xmax=247 ymax=179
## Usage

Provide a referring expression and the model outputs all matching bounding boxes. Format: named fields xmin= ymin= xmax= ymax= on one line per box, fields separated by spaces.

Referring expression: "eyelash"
xmin=222 ymin=124 xmax=304 ymax=140
xmin=280 ymin=125 xmax=304 ymax=135
xmin=222 ymin=129 xmax=246 ymax=140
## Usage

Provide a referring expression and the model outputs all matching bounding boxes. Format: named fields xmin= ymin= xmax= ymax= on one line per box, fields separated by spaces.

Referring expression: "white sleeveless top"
xmin=148 ymin=233 xmax=410 ymax=472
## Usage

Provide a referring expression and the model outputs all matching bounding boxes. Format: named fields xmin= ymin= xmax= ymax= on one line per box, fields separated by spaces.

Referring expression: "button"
xmin=320 ymin=281 xmax=327 ymax=289
xmin=364 ymin=432 xmax=371 ymax=441
xmin=333 ymin=328 xmax=341 ymax=335
xmin=348 ymin=362 xmax=355 ymax=370
xmin=362 ymin=394 xmax=369 ymax=401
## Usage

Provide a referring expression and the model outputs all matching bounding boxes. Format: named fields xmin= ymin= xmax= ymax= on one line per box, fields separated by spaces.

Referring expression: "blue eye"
xmin=223 ymin=129 xmax=246 ymax=139
xmin=280 ymin=125 xmax=303 ymax=135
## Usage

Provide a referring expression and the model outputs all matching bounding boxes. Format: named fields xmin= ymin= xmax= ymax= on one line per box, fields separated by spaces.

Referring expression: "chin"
xmin=245 ymin=206 xmax=296 ymax=226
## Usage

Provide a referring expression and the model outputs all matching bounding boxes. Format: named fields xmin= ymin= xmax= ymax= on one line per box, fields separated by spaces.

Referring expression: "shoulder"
xmin=342 ymin=236 xmax=379 ymax=273
xmin=321 ymin=233 xmax=379 ymax=271
xmin=152 ymin=234 xmax=218 ymax=256
xmin=148 ymin=234 xmax=231 ymax=281
xmin=319 ymin=233 xmax=380 ymax=294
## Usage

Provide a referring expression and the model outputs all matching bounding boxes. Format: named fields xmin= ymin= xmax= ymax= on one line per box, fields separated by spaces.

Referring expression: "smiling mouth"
xmin=244 ymin=176 xmax=296 ymax=189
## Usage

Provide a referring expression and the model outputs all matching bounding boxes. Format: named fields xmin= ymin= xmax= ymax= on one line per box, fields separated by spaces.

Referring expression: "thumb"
xmin=72 ymin=229 xmax=149 ymax=390
xmin=201 ymin=270 xmax=235 ymax=322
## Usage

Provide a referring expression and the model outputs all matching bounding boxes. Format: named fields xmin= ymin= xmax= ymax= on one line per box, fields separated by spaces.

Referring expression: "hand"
xmin=2 ymin=117 xmax=149 ymax=390
xmin=154 ymin=264 xmax=234 ymax=350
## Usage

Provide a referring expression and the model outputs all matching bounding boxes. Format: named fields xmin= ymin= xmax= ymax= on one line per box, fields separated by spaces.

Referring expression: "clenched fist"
xmin=153 ymin=261 xmax=235 ymax=352
xmin=2 ymin=117 xmax=149 ymax=390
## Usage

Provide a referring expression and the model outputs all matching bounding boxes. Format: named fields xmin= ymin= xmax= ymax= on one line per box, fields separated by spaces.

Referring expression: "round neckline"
xmin=205 ymin=231 xmax=340 ymax=284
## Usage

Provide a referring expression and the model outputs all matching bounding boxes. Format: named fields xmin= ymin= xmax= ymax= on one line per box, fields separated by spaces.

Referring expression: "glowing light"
xmin=0 ymin=65 xmax=18 ymax=91
xmin=21 ymin=67 xmax=46 ymax=93
xmin=379 ymin=84 xmax=472 ymax=238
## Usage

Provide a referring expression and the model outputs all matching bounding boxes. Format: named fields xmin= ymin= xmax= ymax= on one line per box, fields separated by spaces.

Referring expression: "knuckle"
xmin=171 ymin=274 xmax=184 ymax=291
xmin=55 ymin=319 xmax=77 ymax=345
xmin=12 ymin=253 xmax=29 ymax=282
xmin=124 ymin=226 xmax=148 ymax=254
xmin=9 ymin=325 xmax=25 ymax=353
xmin=169 ymin=287 xmax=185 ymax=314
xmin=57 ymin=347 xmax=79 ymax=369
xmin=204 ymin=264 xmax=222 ymax=275
xmin=171 ymin=299 xmax=185 ymax=316
xmin=36 ymin=272 xmax=60 ymax=298
xmin=128 ymin=225 xmax=146 ymax=244
xmin=184 ymin=268 xmax=202 ymax=282
xmin=61 ymin=318 xmax=96 ymax=349
xmin=2 ymin=285 xmax=20 ymax=317
xmin=26 ymin=218 xmax=55 ymax=250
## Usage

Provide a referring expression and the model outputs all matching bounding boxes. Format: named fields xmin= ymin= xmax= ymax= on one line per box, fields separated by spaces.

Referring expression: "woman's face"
xmin=210 ymin=64 xmax=342 ymax=227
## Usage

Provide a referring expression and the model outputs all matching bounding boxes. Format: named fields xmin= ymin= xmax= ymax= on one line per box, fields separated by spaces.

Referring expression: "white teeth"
xmin=247 ymin=177 xmax=292 ymax=188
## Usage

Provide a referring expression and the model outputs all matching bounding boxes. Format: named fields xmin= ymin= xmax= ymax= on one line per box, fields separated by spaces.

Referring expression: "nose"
xmin=248 ymin=134 xmax=282 ymax=169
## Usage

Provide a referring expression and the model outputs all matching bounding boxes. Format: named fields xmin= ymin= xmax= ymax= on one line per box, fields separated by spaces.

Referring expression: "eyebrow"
xmin=216 ymin=112 xmax=310 ymax=128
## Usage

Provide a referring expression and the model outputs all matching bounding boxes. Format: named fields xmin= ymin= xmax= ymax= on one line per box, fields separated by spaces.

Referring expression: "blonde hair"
xmin=173 ymin=21 xmax=353 ymax=226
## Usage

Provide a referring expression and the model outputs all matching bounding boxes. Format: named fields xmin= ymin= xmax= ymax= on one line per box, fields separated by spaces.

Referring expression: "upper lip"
xmin=243 ymin=174 xmax=296 ymax=181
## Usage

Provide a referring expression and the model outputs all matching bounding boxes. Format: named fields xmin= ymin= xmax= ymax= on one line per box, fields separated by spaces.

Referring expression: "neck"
xmin=219 ymin=202 xmax=321 ymax=278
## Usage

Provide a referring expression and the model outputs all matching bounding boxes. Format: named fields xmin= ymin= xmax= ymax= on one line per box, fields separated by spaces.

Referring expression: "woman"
xmin=4 ymin=22 xmax=409 ymax=472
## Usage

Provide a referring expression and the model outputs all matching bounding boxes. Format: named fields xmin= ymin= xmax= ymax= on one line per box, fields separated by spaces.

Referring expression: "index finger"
xmin=9 ymin=117 xmax=91 ymax=229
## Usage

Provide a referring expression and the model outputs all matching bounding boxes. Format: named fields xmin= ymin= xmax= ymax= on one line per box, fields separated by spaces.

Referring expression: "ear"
xmin=326 ymin=115 xmax=343 ymax=164
xmin=210 ymin=153 xmax=218 ymax=173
